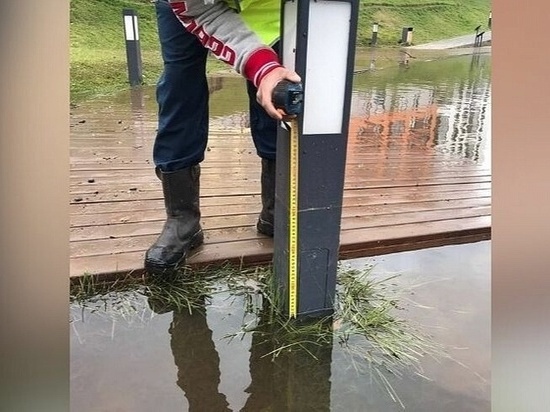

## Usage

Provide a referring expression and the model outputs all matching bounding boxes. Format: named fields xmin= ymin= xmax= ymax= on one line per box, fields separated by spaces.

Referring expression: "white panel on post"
xmin=124 ymin=15 xmax=135 ymax=41
xmin=303 ymin=1 xmax=351 ymax=135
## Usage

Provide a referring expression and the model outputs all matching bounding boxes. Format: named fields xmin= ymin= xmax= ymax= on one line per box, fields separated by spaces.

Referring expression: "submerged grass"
xmin=71 ymin=263 xmax=443 ymax=406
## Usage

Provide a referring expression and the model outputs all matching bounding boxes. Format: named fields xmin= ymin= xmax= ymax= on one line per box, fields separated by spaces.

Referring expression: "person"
xmin=145 ymin=0 xmax=301 ymax=274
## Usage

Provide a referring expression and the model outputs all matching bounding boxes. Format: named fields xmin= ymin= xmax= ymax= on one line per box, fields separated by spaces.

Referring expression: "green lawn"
xmin=70 ymin=0 xmax=491 ymax=103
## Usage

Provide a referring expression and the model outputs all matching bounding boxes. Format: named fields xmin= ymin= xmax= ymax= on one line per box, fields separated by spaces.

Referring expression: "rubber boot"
xmin=145 ymin=165 xmax=204 ymax=274
xmin=256 ymin=159 xmax=276 ymax=237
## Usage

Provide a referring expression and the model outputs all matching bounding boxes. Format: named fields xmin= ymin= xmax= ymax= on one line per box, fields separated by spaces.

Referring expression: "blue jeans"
xmin=154 ymin=0 xmax=278 ymax=172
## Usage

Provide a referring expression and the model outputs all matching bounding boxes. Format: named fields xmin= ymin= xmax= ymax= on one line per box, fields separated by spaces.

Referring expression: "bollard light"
xmin=400 ymin=26 xmax=413 ymax=45
xmin=274 ymin=0 xmax=359 ymax=319
xmin=371 ymin=22 xmax=379 ymax=46
xmin=122 ymin=9 xmax=143 ymax=86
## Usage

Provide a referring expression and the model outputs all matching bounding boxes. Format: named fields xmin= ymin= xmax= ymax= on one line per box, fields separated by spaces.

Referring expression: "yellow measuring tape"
xmin=288 ymin=119 xmax=299 ymax=318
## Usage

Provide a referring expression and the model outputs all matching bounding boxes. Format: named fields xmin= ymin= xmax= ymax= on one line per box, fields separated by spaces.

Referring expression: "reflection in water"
xmin=129 ymin=87 xmax=149 ymax=148
xmin=433 ymin=54 xmax=491 ymax=163
xmin=350 ymin=53 xmax=491 ymax=167
xmin=149 ymin=294 xmax=333 ymax=412
xmin=399 ymin=50 xmax=412 ymax=68
xmin=169 ymin=308 xmax=231 ymax=411
xmin=130 ymin=86 xmax=145 ymax=113
xmin=103 ymin=52 xmax=491 ymax=169
xmin=71 ymin=241 xmax=489 ymax=411
xmin=147 ymin=293 xmax=232 ymax=411
xmin=246 ymin=312 xmax=333 ymax=412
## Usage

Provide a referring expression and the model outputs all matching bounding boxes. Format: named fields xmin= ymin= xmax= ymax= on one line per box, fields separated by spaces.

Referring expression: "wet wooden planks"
xmin=69 ymin=95 xmax=491 ymax=279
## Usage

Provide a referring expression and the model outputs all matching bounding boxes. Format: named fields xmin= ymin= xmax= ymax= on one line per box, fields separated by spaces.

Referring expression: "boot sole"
xmin=144 ymin=230 xmax=204 ymax=275
xmin=256 ymin=219 xmax=274 ymax=237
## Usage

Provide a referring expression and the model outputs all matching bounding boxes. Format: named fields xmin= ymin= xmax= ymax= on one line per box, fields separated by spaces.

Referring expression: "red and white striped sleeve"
xmin=169 ymin=0 xmax=283 ymax=87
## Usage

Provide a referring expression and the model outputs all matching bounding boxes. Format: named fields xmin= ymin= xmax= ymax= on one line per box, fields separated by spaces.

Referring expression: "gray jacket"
xmin=168 ymin=0 xmax=281 ymax=87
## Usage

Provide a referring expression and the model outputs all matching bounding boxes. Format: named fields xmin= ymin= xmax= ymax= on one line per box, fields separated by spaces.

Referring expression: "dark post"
xmin=122 ymin=8 xmax=143 ymax=86
xmin=474 ymin=25 xmax=481 ymax=47
xmin=274 ymin=0 xmax=359 ymax=318
xmin=477 ymin=32 xmax=485 ymax=47
xmin=371 ymin=22 xmax=379 ymax=46
xmin=488 ymin=11 xmax=492 ymax=29
xmin=401 ymin=26 xmax=413 ymax=45
xmin=474 ymin=25 xmax=485 ymax=47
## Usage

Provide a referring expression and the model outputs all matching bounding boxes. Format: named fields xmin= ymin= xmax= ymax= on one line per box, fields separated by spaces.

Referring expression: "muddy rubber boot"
xmin=144 ymin=165 xmax=204 ymax=274
xmin=256 ymin=158 xmax=276 ymax=237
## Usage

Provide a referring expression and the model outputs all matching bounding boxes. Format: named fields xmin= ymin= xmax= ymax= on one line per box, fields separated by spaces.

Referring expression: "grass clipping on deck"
xmin=71 ymin=263 xmax=442 ymax=405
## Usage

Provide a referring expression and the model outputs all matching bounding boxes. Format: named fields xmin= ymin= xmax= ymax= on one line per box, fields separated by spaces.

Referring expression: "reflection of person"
xmin=148 ymin=293 xmax=230 ymax=411
xmin=145 ymin=0 xmax=301 ymax=274
xmin=170 ymin=306 xmax=231 ymax=411
xmin=149 ymin=293 xmax=332 ymax=411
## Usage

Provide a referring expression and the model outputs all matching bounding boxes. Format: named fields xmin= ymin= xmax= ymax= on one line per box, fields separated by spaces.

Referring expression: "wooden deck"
xmin=70 ymin=87 xmax=491 ymax=279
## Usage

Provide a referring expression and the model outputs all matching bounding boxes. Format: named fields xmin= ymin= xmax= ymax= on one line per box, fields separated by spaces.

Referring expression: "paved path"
xmin=408 ymin=31 xmax=492 ymax=50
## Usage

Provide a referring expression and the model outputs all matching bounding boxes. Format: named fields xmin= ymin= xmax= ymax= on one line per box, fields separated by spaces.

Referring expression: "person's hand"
xmin=256 ymin=67 xmax=301 ymax=120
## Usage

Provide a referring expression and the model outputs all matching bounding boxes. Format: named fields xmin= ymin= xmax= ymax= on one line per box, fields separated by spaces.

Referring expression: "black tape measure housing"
xmin=272 ymin=80 xmax=304 ymax=116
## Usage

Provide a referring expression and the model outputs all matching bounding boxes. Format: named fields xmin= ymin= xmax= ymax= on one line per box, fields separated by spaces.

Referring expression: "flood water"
xmin=351 ymin=49 xmax=491 ymax=168
xmin=71 ymin=49 xmax=491 ymax=411
xmin=71 ymin=241 xmax=490 ymax=411
xmin=108 ymin=48 xmax=491 ymax=168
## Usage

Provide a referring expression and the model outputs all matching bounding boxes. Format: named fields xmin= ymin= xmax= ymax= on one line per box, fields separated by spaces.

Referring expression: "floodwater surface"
xmin=71 ymin=241 xmax=490 ymax=412
xmin=70 ymin=50 xmax=491 ymax=411
xmin=100 ymin=48 xmax=491 ymax=170
xmin=350 ymin=49 xmax=491 ymax=168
